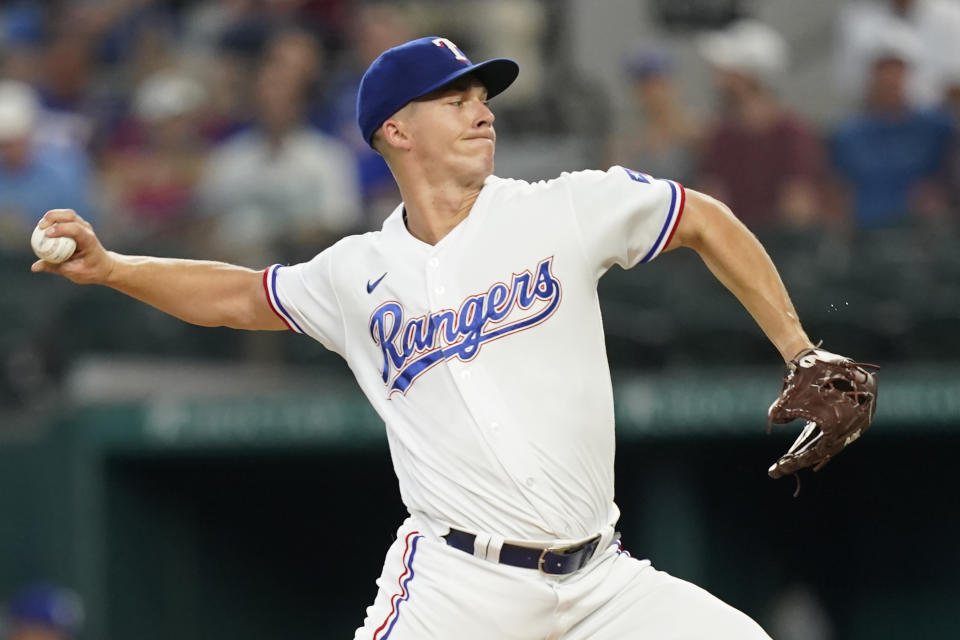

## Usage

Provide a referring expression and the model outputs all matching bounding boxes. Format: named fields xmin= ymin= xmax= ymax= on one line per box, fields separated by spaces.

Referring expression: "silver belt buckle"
xmin=537 ymin=541 xmax=584 ymax=576
xmin=537 ymin=545 xmax=560 ymax=575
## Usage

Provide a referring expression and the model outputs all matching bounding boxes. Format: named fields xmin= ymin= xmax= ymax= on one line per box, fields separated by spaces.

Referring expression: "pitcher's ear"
xmin=381 ymin=117 xmax=413 ymax=151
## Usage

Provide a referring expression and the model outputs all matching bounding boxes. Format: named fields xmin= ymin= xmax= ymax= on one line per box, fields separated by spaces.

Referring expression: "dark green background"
xmin=1 ymin=376 xmax=958 ymax=640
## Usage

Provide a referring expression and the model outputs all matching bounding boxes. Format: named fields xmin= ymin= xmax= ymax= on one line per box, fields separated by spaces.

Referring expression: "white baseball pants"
xmin=353 ymin=517 xmax=771 ymax=639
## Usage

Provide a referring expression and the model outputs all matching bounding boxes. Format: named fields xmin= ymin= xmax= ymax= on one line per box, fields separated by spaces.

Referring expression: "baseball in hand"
xmin=31 ymin=223 xmax=77 ymax=264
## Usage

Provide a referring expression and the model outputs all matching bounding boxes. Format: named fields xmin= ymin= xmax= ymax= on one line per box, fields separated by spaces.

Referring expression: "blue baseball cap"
xmin=357 ymin=36 xmax=519 ymax=147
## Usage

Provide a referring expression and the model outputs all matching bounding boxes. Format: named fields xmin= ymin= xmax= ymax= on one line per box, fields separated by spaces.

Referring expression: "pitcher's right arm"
xmin=31 ymin=209 xmax=287 ymax=331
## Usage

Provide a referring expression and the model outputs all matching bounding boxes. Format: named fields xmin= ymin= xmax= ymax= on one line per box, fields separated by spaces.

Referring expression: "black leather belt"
xmin=443 ymin=528 xmax=603 ymax=575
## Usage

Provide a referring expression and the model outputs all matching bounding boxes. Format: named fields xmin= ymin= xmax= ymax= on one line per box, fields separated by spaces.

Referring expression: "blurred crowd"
xmin=0 ymin=0 xmax=415 ymax=266
xmin=1 ymin=0 xmax=959 ymax=267
xmin=610 ymin=0 xmax=960 ymax=234
xmin=0 ymin=0 xmax=959 ymax=409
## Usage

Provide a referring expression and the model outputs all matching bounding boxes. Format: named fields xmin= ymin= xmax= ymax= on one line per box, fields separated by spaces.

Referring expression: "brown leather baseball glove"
xmin=767 ymin=347 xmax=879 ymax=492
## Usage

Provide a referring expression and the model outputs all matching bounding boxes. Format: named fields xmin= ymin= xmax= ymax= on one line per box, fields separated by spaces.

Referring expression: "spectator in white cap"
xmin=835 ymin=0 xmax=960 ymax=110
xmin=99 ymin=70 xmax=210 ymax=247
xmin=0 ymin=80 xmax=94 ymax=252
xmin=696 ymin=20 xmax=826 ymax=231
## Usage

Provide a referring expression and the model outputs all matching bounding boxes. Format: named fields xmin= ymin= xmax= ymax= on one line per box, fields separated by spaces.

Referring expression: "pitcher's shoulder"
xmin=483 ymin=171 xmax=609 ymax=200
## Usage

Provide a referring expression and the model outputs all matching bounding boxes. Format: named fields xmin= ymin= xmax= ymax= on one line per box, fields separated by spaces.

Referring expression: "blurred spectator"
xmin=606 ymin=47 xmax=701 ymax=184
xmin=33 ymin=31 xmax=101 ymax=153
xmin=940 ymin=68 xmax=960 ymax=213
xmin=0 ymin=2 xmax=45 ymax=86
xmin=0 ymin=81 xmax=94 ymax=252
xmin=314 ymin=3 xmax=413 ymax=136
xmin=1 ymin=583 xmax=84 ymax=640
xmin=455 ymin=0 xmax=548 ymax=108
xmin=61 ymin=0 xmax=177 ymax=74
xmin=942 ymin=66 xmax=960 ymax=122
xmin=198 ymin=58 xmax=362 ymax=264
xmin=189 ymin=47 xmax=255 ymax=145
xmin=830 ymin=25 xmax=956 ymax=227
xmin=186 ymin=25 xmax=324 ymax=147
xmin=264 ymin=26 xmax=323 ymax=90
xmin=182 ymin=0 xmax=261 ymax=57
xmin=314 ymin=2 xmax=411 ymax=223
xmin=100 ymin=70 xmax=210 ymax=247
xmin=766 ymin=583 xmax=834 ymax=640
xmin=696 ymin=20 xmax=826 ymax=230
xmin=835 ymin=0 xmax=960 ymax=110
xmin=182 ymin=0 xmax=346 ymax=62
xmin=0 ymin=3 xmax=44 ymax=46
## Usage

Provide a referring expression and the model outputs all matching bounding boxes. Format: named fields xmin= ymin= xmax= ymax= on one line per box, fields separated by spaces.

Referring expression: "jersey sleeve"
xmin=564 ymin=166 xmax=685 ymax=274
xmin=262 ymin=250 xmax=346 ymax=355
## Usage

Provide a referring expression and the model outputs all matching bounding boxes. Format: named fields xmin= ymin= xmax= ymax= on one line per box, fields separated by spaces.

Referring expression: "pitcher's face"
xmin=405 ymin=76 xmax=496 ymax=183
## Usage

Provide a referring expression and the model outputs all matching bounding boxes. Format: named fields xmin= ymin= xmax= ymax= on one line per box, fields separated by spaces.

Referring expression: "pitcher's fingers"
xmin=31 ymin=260 xmax=61 ymax=274
xmin=44 ymin=220 xmax=86 ymax=240
xmin=38 ymin=209 xmax=83 ymax=228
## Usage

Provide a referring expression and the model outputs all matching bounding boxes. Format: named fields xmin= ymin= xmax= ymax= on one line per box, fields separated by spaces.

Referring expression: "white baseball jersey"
xmin=263 ymin=166 xmax=684 ymax=544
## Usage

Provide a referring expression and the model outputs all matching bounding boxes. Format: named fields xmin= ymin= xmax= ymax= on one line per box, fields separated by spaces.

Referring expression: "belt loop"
xmin=472 ymin=532 xmax=505 ymax=563
xmin=473 ymin=532 xmax=492 ymax=560
xmin=486 ymin=534 xmax=504 ymax=564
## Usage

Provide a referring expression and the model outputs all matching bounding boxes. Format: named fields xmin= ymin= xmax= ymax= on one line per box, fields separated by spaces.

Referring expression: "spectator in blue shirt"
xmin=831 ymin=26 xmax=956 ymax=227
xmin=0 ymin=81 xmax=94 ymax=253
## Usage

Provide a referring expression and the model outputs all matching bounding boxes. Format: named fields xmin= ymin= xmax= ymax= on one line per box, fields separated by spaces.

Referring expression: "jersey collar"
xmin=383 ymin=176 xmax=499 ymax=252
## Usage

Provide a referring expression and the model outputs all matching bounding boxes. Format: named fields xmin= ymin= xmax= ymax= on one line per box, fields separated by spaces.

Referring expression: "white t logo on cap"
xmin=432 ymin=37 xmax=468 ymax=62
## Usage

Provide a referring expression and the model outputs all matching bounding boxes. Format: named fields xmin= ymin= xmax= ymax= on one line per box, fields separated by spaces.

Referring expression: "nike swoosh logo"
xmin=367 ymin=272 xmax=388 ymax=294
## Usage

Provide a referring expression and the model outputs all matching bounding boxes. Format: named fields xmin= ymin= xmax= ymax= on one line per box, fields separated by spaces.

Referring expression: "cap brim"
xmin=413 ymin=57 xmax=519 ymax=103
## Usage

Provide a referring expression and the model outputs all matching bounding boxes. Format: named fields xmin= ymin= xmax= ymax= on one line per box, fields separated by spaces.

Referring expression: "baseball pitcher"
xmin=33 ymin=37 xmax=877 ymax=639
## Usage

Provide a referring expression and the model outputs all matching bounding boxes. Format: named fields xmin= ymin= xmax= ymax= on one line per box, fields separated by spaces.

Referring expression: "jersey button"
xmin=460 ymin=370 xmax=472 ymax=380
xmin=428 ymin=257 xmax=440 ymax=268
xmin=489 ymin=421 xmax=500 ymax=431
xmin=525 ymin=477 xmax=536 ymax=488
xmin=435 ymin=285 xmax=446 ymax=295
